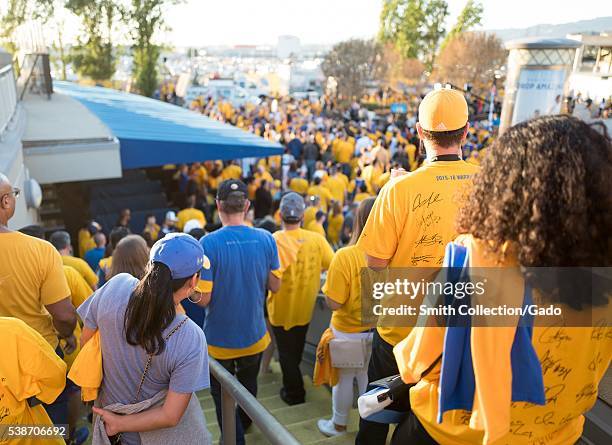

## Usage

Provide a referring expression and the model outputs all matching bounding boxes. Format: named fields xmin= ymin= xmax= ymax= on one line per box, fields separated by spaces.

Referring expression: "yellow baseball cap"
xmin=418 ymin=84 xmax=468 ymax=132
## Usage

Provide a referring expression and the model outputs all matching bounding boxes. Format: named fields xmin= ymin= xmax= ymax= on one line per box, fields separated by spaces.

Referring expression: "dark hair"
xmin=421 ymin=124 xmax=467 ymax=148
xmin=49 ymin=230 xmax=71 ymax=251
xmin=313 ymin=176 xmax=322 ymax=185
xmin=457 ymin=115 xmax=612 ymax=307
xmin=219 ymin=191 xmax=247 ymax=214
xmin=106 ymin=226 xmax=130 ymax=257
xmin=349 ymin=198 xmax=376 ymax=245
xmin=124 ymin=262 xmax=192 ymax=355
xmin=19 ymin=225 xmax=45 ymax=239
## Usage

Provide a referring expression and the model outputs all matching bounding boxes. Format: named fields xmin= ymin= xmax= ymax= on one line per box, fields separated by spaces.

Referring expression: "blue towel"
xmin=437 ymin=243 xmax=545 ymax=424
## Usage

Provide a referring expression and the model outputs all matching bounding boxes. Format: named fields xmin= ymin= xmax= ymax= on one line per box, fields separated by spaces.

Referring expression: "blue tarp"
xmin=54 ymin=81 xmax=283 ymax=169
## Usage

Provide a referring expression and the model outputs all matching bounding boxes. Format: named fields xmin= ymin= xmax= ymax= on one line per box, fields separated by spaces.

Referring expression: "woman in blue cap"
xmin=77 ymin=233 xmax=212 ymax=445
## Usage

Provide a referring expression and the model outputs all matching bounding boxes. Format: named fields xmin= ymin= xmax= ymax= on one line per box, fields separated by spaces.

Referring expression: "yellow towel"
xmin=68 ymin=331 xmax=102 ymax=401
xmin=313 ymin=328 xmax=339 ymax=387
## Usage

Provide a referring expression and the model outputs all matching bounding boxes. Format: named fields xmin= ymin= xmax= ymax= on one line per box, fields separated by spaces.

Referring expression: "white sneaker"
xmin=317 ymin=418 xmax=347 ymax=437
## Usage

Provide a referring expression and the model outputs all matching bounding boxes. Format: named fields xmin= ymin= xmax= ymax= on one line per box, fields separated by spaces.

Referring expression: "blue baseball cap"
xmin=150 ymin=233 xmax=205 ymax=279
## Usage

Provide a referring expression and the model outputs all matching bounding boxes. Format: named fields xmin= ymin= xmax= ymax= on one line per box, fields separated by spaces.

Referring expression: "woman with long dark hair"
xmin=392 ymin=115 xmax=612 ymax=445
xmin=77 ymin=233 xmax=212 ymax=444
xmin=317 ymin=197 xmax=376 ymax=437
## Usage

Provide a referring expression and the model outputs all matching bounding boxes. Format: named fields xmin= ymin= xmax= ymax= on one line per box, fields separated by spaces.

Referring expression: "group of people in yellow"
xmin=1 ymin=82 xmax=611 ymax=445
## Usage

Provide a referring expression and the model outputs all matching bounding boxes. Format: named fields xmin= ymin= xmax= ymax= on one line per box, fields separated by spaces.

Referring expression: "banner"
xmin=512 ymin=68 xmax=566 ymax=125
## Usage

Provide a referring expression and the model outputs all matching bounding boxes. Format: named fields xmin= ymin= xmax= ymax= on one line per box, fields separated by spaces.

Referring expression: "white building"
xmin=568 ymin=32 xmax=612 ymax=102
xmin=277 ymin=35 xmax=301 ymax=59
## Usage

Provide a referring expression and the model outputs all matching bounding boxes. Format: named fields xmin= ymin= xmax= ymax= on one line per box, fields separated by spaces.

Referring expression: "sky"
xmin=160 ymin=0 xmax=609 ymax=47
xmin=5 ymin=0 xmax=607 ymax=48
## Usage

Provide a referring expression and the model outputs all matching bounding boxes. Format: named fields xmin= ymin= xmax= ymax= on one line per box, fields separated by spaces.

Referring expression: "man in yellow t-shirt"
xmin=0 ymin=317 xmax=67 ymax=445
xmin=303 ymin=195 xmax=320 ymax=228
xmin=323 ymin=166 xmax=347 ymax=205
xmin=50 ymin=231 xmax=98 ymax=290
xmin=355 ymin=86 xmax=479 ymax=444
xmin=307 ymin=176 xmax=333 ymax=212
xmin=0 ymin=173 xmax=77 ymax=427
xmin=305 ymin=210 xmax=327 ymax=239
xmin=268 ymin=193 xmax=333 ymax=405
xmin=176 ymin=195 xmax=207 ymax=231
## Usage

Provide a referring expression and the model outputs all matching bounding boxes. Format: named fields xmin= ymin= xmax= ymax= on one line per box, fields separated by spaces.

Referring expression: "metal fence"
xmin=0 ymin=63 xmax=17 ymax=137
xmin=209 ymin=358 xmax=301 ymax=445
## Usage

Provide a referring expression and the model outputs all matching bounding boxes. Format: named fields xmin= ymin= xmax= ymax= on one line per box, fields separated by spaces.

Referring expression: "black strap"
xmin=430 ymin=154 xmax=461 ymax=162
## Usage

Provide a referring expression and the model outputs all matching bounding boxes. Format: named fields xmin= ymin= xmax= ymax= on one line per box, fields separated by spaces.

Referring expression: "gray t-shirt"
xmin=77 ymin=273 xmax=209 ymax=445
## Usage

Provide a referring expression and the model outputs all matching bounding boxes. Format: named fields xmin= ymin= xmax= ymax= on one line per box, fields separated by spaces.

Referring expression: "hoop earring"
xmin=188 ymin=291 xmax=203 ymax=304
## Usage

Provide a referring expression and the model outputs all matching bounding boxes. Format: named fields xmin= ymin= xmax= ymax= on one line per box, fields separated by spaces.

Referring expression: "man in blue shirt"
xmin=195 ymin=179 xmax=281 ymax=445
xmin=83 ymin=232 xmax=106 ymax=272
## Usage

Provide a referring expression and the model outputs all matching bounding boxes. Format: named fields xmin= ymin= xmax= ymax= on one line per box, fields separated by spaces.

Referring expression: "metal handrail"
xmin=209 ymin=358 xmax=301 ymax=445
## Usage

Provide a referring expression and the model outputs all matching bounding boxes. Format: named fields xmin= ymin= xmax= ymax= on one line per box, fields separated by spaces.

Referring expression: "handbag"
xmin=107 ymin=317 xmax=189 ymax=444
xmin=329 ymin=336 xmax=372 ymax=369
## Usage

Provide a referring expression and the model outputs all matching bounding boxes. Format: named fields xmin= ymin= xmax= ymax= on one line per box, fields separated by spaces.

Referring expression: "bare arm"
xmin=366 ymin=254 xmax=390 ymax=271
xmin=45 ymin=297 xmax=77 ymax=338
xmin=93 ymin=390 xmax=192 ymax=435
xmin=80 ymin=326 xmax=96 ymax=347
xmin=325 ymin=295 xmax=343 ymax=311
xmin=267 ymin=272 xmax=281 ymax=293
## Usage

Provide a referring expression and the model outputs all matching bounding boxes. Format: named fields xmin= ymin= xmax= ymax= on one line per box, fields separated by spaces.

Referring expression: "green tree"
xmin=378 ymin=0 xmax=449 ymax=71
xmin=321 ymin=39 xmax=386 ymax=99
xmin=126 ymin=0 xmax=180 ymax=97
xmin=66 ymin=0 xmax=118 ymax=82
xmin=440 ymin=0 xmax=483 ymax=51
xmin=0 ymin=0 xmax=55 ymax=54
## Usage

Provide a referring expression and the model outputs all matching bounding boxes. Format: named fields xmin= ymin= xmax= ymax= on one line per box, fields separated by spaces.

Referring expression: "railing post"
xmin=221 ymin=385 xmax=237 ymax=445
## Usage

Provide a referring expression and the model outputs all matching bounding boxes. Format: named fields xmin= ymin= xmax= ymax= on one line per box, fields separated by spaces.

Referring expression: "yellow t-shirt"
xmin=176 ymin=207 xmax=207 ymax=231
xmin=222 ymin=164 xmax=242 ymax=180
xmin=98 ymin=256 xmax=112 ymax=280
xmin=303 ymin=206 xmax=318 ymax=229
xmin=267 ymin=229 xmax=333 ymax=330
xmin=401 ymin=237 xmax=612 ymax=445
xmin=0 ymin=317 xmax=67 ymax=445
xmin=61 ymin=255 xmax=98 ymax=289
xmin=362 ymin=164 xmax=382 ymax=193
xmin=322 ymin=245 xmax=369 ymax=333
xmin=353 ymin=192 xmax=371 ymax=203
xmin=289 ymin=177 xmax=309 ymax=195
xmin=78 ymin=228 xmax=96 ymax=259
xmin=327 ymin=213 xmax=344 ymax=245
xmin=307 ymin=185 xmax=333 ymax=212
xmin=324 ymin=175 xmax=346 ymax=204
xmin=357 ymin=160 xmax=479 ymax=346
xmin=61 ymin=266 xmax=93 ymax=369
xmin=335 ymin=140 xmax=354 ymax=163
xmin=306 ymin=220 xmax=327 ymax=239
xmin=0 ymin=232 xmax=70 ymax=348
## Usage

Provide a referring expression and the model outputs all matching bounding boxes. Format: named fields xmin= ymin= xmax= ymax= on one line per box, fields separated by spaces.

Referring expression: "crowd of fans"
xmin=0 ymin=84 xmax=610 ymax=445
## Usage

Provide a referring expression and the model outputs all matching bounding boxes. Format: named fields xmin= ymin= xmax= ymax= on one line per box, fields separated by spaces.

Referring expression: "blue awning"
xmin=53 ymin=81 xmax=283 ymax=169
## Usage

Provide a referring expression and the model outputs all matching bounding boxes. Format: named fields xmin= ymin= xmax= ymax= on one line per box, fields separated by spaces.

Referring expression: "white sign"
xmin=512 ymin=69 xmax=566 ymax=125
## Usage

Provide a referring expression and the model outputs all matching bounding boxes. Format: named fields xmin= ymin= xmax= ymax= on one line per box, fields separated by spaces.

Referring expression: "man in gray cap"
xmin=267 ymin=192 xmax=334 ymax=405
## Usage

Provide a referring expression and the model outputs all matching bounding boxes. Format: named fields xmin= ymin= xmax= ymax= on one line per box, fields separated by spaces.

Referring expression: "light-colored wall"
xmin=23 ymin=138 xmax=121 ymax=185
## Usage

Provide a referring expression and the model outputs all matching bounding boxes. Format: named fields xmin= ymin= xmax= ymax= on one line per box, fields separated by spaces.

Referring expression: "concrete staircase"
xmin=197 ymin=362 xmax=359 ymax=445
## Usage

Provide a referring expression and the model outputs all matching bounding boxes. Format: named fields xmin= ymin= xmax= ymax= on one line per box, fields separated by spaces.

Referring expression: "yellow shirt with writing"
xmin=357 ymin=160 xmax=479 ymax=345
xmin=323 ymin=245 xmax=369 ymax=333
xmin=307 ymin=185 xmax=333 ymax=212
xmin=0 ymin=232 xmax=70 ymax=349
xmin=177 ymin=207 xmax=207 ymax=231
xmin=268 ymin=229 xmax=333 ymax=330
xmin=402 ymin=237 xmax=612 ymax=445
xmin=62 ymin=255 xmax=98 ymax=289
xmin=0 ymin=317 xmax=67 ymax=445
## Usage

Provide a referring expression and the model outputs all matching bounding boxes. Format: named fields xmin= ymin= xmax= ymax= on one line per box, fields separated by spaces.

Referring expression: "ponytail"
xmin=124 ymin=262 xmax=190 ymax=355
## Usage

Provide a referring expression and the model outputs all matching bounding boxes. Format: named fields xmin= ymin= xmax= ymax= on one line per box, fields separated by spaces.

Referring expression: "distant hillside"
xmin=488 ymin=16 xmax=612 ymax=41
